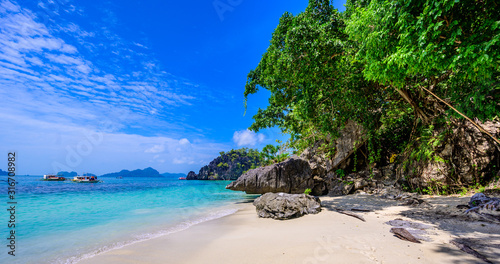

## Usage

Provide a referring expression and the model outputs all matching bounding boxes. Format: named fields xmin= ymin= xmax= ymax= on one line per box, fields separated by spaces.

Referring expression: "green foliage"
xmin=347 ymin=0 xmax=499 ymax=86
xmin=459 ymin=187 xmax=469 ymax=196
xmin=244 ymin=0 xmax=499 ymax=189
xmin=244 ymin=0 xmax=384 ymax=152
xmin=336 ymin=169 xmax=345 ymax=179
xmin=346 ymin=0 xmax=499 ymax=122
xmin=217 ymin=162 xmax=229 ymax=168
xmin=260 ymin=144 xmax=291 ymax=165
xmin=304 ymin=188 xmax=312 ymax=195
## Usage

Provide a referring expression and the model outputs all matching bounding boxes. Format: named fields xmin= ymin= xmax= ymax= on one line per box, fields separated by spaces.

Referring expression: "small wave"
xmin=61 ymin=207 xmax=239 ymax=264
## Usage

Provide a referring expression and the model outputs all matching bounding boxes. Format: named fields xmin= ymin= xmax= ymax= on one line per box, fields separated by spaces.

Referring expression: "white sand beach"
xmin=79 ymin=195 xmax=499 ymax=264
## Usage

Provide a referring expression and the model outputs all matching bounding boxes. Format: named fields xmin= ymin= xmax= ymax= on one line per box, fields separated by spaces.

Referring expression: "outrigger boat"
xmin=72 ymin=175 xmax=101 ymax=183
xmin=42 ymin=174 xmax=66 ymax=181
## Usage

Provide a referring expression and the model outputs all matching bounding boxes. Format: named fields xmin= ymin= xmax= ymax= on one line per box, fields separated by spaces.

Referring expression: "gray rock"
xmin=312 ymin=176 xmax=327 ymax=196
xmin=226 ymin=158 xmax=313 ymax=194
xmin=253 ymin=192 xmax=321 ymax=220
xmin=186 ymin=171 xmax=198 ymax=180
xmin=399 ymin=120 xmax=500 ymax=187
xmin=354 ymin=179 xmax=368 ymax=190
xmin=327 ymin=182 xmax=353 ymax=196
xmin=330 ymin=121 xmax=366 ymax=170
xmin=298 ymin=121 xmax=366 ymax=177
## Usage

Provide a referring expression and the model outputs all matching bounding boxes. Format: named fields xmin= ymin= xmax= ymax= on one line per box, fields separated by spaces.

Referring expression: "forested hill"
xmin=187 ymin=148 xmax=263 ymax=180
xmin=243 ymin=0 xmax=499 ymax=192
xmin=101 ymin=167 xmax=162 ymax=178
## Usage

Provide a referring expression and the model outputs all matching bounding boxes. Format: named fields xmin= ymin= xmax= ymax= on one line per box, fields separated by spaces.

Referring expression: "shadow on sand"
xmin=320 ymin=194 xmax=500 ymax=263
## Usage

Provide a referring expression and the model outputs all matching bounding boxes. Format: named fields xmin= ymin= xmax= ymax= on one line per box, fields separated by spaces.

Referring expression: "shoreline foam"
xmin=64 ymin=206 xmax=241 ymax=264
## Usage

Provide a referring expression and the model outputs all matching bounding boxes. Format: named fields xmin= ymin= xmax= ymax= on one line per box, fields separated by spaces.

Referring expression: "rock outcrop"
xmin=299 ymin=120 xmax=366 ymax=176
xmin=326 ymin=166 xmax=399 ymax=196
xmin=186 ymin=171 xmax=197 ymax=180
xmin=187 ymin=148 xmax=262 ymax=180
xmin=225 ymin=118 xmax=499 ymax=197
xmin=226 ymin=158 xmax=313 ymax=194
xmin=253 ymin=192 xmax=321 ymax=220
xmin=399 ymin=119 xmax=500 ymax=188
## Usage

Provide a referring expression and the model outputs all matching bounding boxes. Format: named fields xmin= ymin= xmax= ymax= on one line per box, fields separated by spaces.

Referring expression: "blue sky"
xmin=0 ymin=0 xmax=346 ymax=175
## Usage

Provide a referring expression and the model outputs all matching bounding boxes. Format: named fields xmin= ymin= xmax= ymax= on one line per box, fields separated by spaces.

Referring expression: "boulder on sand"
xmin=253 ymin=192 xmax=321 ymax=220
xmin=226 ymin=158 xmax=313 ymax=194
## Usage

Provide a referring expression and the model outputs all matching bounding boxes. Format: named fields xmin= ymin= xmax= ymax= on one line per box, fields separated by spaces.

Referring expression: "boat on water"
xmin=178 ymin=177 xmax=186 ymax=180
xmin=72 ymin=175 xmax=101 ymax=183
xmin=42 ymin=174 xmax=66 ymax=181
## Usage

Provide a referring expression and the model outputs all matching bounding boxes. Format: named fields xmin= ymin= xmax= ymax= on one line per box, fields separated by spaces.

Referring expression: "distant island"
xmin=50 ymin=169 xmax=185 ymax=178
xmin=100 ymin=167 xmax=162 ymax=178
xmin=0 ymin=169 xmax=8 ymax=176
xmin=56 ymin=171 xmax=78 ymax=177
xmin=56 ymin=171 xmax=96 ymax=177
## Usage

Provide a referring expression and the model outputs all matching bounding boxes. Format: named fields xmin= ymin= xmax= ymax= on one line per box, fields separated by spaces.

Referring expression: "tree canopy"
xmin=245 ymin=0 xmax=499 ymax=168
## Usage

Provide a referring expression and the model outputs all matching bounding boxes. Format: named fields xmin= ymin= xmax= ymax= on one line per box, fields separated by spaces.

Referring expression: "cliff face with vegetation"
xmin=241 ymin=0 xmax=499 ymax=193
xmin=187 ymin=148 xmax=262 ymax=180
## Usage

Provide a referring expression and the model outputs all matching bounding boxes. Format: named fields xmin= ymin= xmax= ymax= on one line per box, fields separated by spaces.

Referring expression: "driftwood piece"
xmin=390 ymin=228 xmax=421 ymax=243
xmin=336 ymin=209 xmax=366 ymax=222
xmin=450 ymin=240 xmax=493 ymax=264
xmin=350 ymin=208 xmax=373 ymax=212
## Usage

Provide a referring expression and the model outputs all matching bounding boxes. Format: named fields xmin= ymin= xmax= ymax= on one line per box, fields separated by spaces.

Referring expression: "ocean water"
xmin=0 ymin=175 xmax=255 ymax=264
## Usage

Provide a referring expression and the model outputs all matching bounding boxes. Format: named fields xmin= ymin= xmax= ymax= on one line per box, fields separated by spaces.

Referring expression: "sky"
xmin=0 ymin=0 xmax=346 ymax=175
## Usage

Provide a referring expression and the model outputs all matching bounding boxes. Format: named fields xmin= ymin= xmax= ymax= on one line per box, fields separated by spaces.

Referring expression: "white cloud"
xmin=173 ymin=157 xmax=195 ymax=165
xmin=179 ymin=138 xmax=190 ymax=145
xmin=1 ymin=0 xmax=19 ymax=12
xmin=134 ymin=42 xmax=148 ymax=49
xmin=145 ymin=144 xmax=164 ymax=153
xmin=258 ymin=133 xmax=265 ymax=143
xmin=0 ymin=0 xmax=202 ymax=128
xmin=232 ymin=129 xmax=265 ymax=147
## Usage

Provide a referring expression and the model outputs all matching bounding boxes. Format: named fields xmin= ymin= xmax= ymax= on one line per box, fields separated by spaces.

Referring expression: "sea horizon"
xmin=0 ymin=175 xmax=255 ymax=264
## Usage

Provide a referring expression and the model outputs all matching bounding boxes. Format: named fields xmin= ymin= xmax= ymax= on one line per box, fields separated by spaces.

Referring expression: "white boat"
xmin=72 ymin=175 xmax=101 ymax=183
xmin=42 ymin=174 xmax=66 ymax=181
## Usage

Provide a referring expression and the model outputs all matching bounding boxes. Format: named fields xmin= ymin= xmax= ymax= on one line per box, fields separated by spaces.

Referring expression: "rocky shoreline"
xmin=222 ymin=127 xmax=500 ymax=262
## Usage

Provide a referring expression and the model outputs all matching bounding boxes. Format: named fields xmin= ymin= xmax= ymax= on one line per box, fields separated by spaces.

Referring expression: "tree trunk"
xmin=395 ymin=88 xmax=430 ymax=124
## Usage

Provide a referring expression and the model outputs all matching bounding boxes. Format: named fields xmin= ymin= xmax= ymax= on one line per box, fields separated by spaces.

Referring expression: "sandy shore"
xmin=79 ymin=194 xmax=499 ymax=264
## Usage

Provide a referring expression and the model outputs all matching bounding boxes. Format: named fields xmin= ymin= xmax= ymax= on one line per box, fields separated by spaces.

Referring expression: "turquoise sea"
xmin=0 ymin=175 xmax=254 ymax=264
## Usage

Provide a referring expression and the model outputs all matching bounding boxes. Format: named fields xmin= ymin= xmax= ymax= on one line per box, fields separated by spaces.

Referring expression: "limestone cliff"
xmin=187 ymin=148 xmax=262 ymax=180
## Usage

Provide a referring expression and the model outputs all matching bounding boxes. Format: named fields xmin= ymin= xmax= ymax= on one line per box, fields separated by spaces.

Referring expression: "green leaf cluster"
xmin=245 ymin=0 xmax=499 ymax=166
